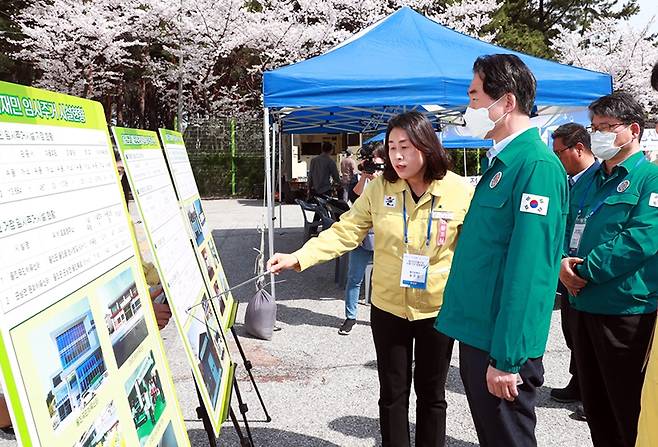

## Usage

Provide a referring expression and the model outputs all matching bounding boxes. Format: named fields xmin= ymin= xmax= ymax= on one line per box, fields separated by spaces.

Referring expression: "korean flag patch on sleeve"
xmin=520 ymin=193 xmax=549 ymax=216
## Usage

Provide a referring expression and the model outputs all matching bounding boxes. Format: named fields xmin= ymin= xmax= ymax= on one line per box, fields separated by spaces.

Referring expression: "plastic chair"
xmin=296 ymin=199 xmax=334 ymax=241
xmin=295 ymin=199 xmax=323 ymax=241
xmin=315 ymin=196 xmax=349 ymax=221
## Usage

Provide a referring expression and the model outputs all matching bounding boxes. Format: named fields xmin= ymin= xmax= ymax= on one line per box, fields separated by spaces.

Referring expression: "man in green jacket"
xmin=435 ymin=54 xmax=568 ymax=447
xmin=560 ymin=92 xmax=658 ymax=447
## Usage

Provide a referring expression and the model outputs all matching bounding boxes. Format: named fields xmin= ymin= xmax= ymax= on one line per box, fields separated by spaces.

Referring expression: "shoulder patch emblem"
xmin=489 ymin=171 xmax=502 ymax=189
xmin=520 ymin=193 xmax=549 ymax=216
xmin=384 ymin=195 xmax=396 ymax=208
xmin=649 ymin=192 xmax=658 ymax=208
xmin=617 ymin=180 xmax=630 ymax=193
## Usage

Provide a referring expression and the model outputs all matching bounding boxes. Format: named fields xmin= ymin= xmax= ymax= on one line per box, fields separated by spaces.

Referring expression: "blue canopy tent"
xmin=260 ymin=7 xmax=612 ymax=295
xmin=263 ymin=7 xmax=611 ymax=127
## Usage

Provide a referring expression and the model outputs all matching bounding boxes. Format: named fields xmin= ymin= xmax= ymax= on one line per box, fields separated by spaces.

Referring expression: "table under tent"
xmin=260 ymin=6 xmax=612 ymax=298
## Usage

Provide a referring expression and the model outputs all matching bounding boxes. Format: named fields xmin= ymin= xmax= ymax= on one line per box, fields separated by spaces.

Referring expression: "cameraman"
xmin=339 ymin=144 xmax=385 ymax=335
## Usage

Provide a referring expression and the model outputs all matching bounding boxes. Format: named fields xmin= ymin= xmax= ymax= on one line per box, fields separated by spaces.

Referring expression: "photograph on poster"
xmin=98 ymin=267 xmax=148 ymax=368
xmin=156 ymin=421 xmax=179 ymax=447
xmin=124 ymin=351 xmax=167 ymax=447
xmin=201 ymin=300 xmax=227 ymax=364
xmin=23 ymin=297 xmax=109 ymax=432
xmin=74 ymin=401 xmax=121 ymax=447
xmin=201 ymin=246 xmax=216 ymax=280
xmin=186 ymin=310 xmax=223 ymax=407
xmin=208 ymin=241 xmax=221 ymax=269
xmin=187 ymin=199 xmax=208 ymax=247
xmin=211 ymin=282 xmax=226 ymax=317
xmin=212 ymin=279 xmax=226 ymax=317
xmin=194 ymin=199 xmax=206 ymax=230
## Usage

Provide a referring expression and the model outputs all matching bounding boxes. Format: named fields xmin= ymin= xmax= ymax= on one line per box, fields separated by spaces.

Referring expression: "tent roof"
xmin=363 ymin=130 xmax=493 ymax=149
xmin=263 ymin=6 xmax=612 ymax=117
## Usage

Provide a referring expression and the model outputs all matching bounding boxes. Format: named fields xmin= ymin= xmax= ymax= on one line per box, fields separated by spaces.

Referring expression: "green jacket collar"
xmin=495 ymin=127 xmax=542 ymax=167
xmin=598 ymin=151 xmax=646 ymax=181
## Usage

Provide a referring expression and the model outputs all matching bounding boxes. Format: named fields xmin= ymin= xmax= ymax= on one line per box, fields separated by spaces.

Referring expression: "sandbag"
xmin=244 ymin=288 xmax=277 ymax=340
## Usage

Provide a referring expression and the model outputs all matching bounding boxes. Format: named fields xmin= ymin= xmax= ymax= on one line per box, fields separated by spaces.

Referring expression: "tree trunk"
xmin=139 ymin=78 xmax=146 ymax=128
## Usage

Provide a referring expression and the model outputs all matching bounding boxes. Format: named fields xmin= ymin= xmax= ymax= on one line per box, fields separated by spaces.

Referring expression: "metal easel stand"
xmin=194 ymin=372 xmax=254 ymax=446
xmin=231 ymin=373 xmax=256 ymax=446
xmin=231 ymin=321 xmax=272 ymax=422
xmin=194 ymin=381 xmax=218 ymax=447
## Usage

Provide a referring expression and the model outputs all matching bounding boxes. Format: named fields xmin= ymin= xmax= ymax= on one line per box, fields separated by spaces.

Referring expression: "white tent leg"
xmin=463 ymin=148 xmax=467 ymax=177
xmin=271 ymin=123 xmax=277 ymax=228
xmin=263 ymin=107 xmax=276 ymax=300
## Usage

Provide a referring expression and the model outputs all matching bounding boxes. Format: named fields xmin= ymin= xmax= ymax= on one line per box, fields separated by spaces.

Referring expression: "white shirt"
xmin=486 ymin=126 xmax=535 ymax=164
xmin=570 ymin=165 xmax=591 ymax=185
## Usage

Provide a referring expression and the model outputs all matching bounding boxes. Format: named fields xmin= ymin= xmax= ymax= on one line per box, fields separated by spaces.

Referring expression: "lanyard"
xmin=402 ymin=192 xmax=435 ymax=248
xmin=577 ymin=157 xmax=646 ymax=219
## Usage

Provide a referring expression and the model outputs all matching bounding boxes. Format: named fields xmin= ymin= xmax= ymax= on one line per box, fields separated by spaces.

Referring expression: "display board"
xmin=158 ymin=129 xmax=236 ymax=330
xmin=0 ymin=81 xmax=190 ymax=447
xmin=112 ymin=127 xmax=233 ymax=435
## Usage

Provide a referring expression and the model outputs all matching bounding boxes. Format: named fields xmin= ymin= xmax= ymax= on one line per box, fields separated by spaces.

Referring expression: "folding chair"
xmin=295 ymin=199 xmax=332 ymax=241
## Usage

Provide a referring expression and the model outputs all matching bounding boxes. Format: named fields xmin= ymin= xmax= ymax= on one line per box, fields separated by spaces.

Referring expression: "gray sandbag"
xmin=244 ymin=288 xmax=277 ymax=340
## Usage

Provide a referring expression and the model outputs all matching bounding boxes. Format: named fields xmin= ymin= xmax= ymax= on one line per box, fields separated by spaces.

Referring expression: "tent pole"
xmin=263 ymin=107 xmax=276 ymax=300
xmin=278 ymin=119 xmax=283 ymax=229
xmin=271 ymin=123 xmax=277 ymax=226
xmin=463 ymin=148 xmax=467 ymax=177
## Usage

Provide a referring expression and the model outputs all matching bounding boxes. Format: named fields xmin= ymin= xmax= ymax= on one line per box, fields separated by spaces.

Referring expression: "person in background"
xmin=620 ymin=63 xmax=658 ymax=447
xmin=560 ymin=92 xmax=658 ymax=447
xmin=435 ymin=54 xmax=568 ymax=447
xmin=268 ymin=111 xmax=473 ymax=447
xmin=340 ymin=151 xmax=359 ymax=203
xmin=339 ymin=146 xmax=385 ymax=335
xmin=549 ymin=123 xmax=598 ymax=421
xmin=308 ymin=142 xmax=340 ymax=198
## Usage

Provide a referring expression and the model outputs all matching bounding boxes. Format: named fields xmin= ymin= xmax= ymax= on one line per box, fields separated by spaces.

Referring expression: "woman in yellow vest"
xmin=268 ymin=111 xmax=473 ymax=447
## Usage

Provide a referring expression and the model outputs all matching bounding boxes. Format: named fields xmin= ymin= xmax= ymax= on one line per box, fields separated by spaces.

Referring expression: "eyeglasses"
xmin=553 ymin=146 xmax=573 ymax=157
xmin=586 ymin=123 xmax=627 ymax=133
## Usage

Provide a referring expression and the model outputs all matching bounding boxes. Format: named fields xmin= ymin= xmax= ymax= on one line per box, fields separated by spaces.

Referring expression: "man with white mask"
xmin=560 ymin=91 xmax=658 ymax=447
xmin=435 ymin=54 xmax=568 ymax=447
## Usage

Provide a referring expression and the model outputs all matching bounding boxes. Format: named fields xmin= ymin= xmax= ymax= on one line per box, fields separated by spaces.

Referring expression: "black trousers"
xmin=571 ymin=309 xmax=656 ymax=447
xmin=557 ymin=282 xmax=579 ymax=389
xmin=458 ymin=342 xmax=544 ymax=447
xmin=370 ymin=305 xmax=454 ymax=447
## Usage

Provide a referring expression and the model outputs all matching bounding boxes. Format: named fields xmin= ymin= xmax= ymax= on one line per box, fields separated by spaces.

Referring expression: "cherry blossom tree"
xmin=552 ymin=16 xmax=658 ymax=114
xmin=13 ymin=0 xmax=497 ymax=125
xmin=14 ymin=0 xmax=138 ymax=99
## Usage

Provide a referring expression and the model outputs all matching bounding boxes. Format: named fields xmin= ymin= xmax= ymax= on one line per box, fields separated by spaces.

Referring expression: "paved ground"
xmin=0 ymin=199 xmax=593 ymax=446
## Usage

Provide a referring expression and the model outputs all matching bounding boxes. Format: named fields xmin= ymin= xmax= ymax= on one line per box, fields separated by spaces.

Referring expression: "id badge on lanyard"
xmin=400 ymin=252 xmax=430 ymax=289
xmin=400 ymin=193 xmax=434 ymax=290
xmin=568 ymin=216 xmax=587 ymax=256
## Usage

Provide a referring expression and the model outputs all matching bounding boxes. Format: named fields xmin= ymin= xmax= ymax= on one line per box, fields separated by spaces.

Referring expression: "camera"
xmin=358 ymin=144 xmax=385 ymax=174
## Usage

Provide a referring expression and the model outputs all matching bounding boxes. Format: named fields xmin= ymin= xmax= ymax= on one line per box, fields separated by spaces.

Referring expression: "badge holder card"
xmin=0 ymin=81 xmax=190 ymax=447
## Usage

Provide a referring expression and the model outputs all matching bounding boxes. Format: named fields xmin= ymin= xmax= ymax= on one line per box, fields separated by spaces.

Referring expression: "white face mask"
xmin=590 ymin=127 xmax=632 ymax=161
xmin=456 ymin=96 xmax=508 ymax=139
